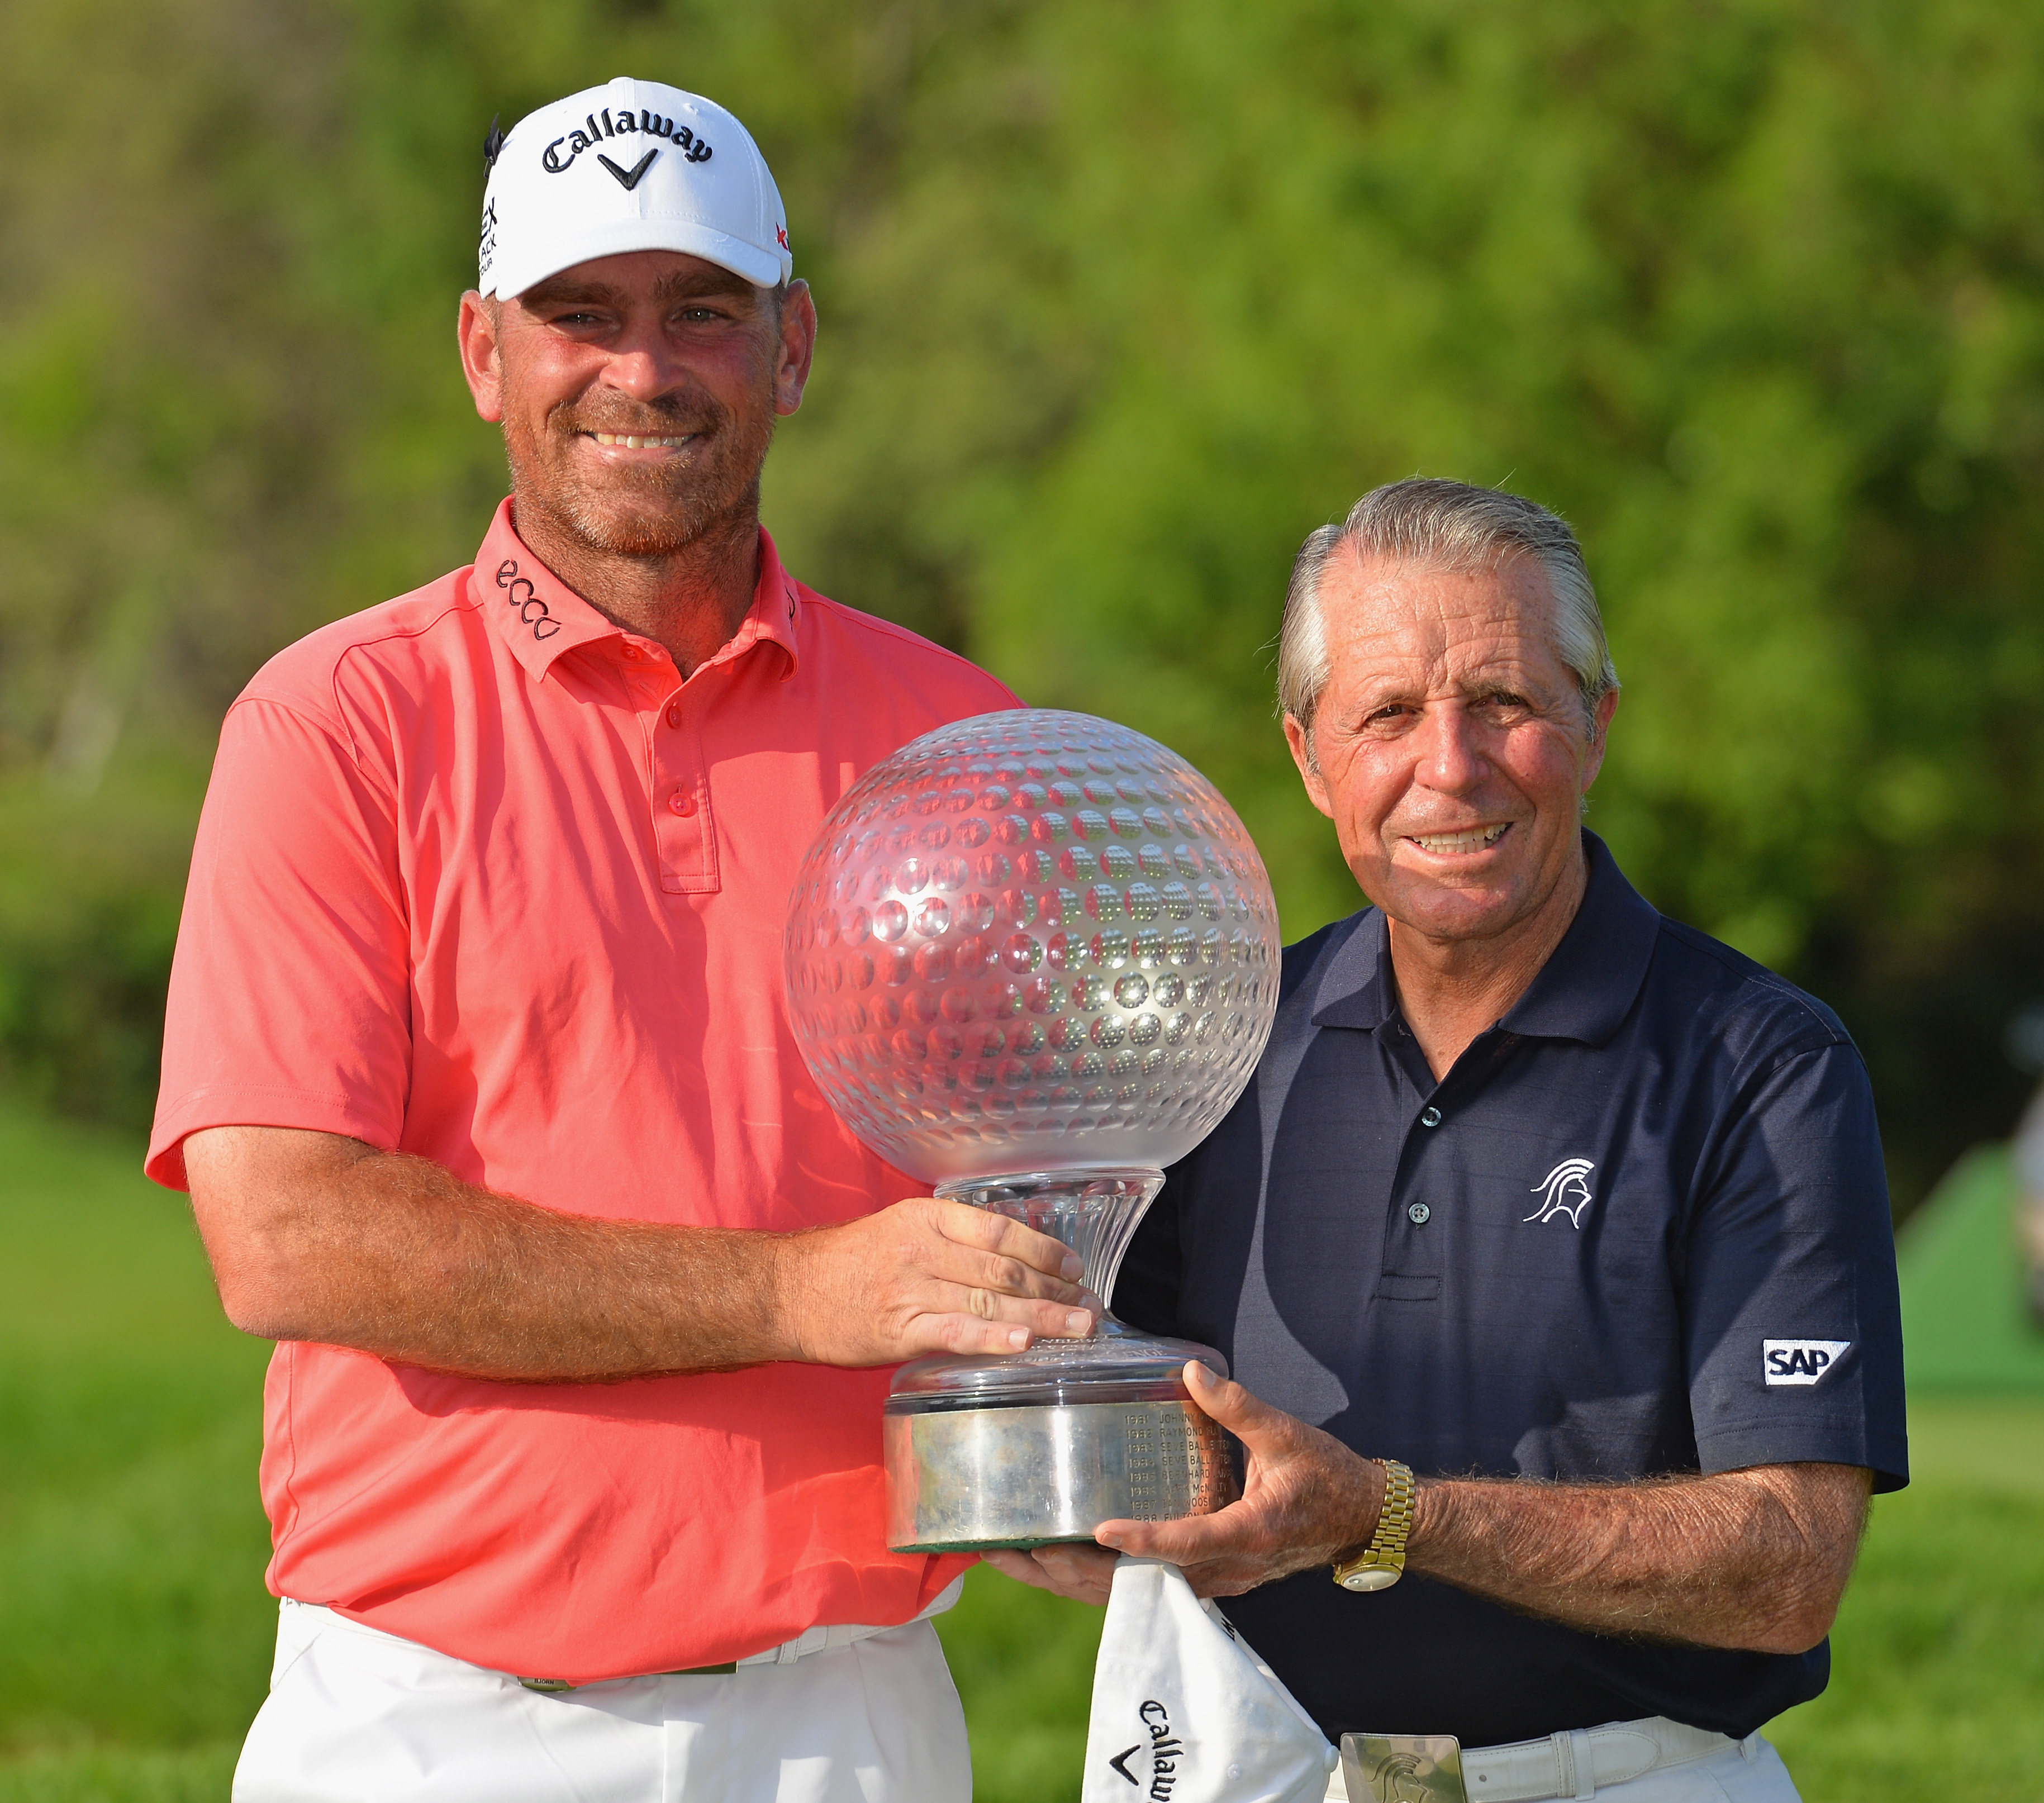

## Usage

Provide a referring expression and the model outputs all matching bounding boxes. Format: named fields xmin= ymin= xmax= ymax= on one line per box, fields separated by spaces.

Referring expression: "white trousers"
xmin=1325 ymin=1721 xmax=1800 ymax=1801
xmin=234 ymin=1598 xmax=973 ymax=1803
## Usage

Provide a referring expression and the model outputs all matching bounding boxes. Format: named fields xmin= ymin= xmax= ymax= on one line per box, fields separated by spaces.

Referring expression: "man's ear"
xmin=774 ymin=279 xmax=818 ymax=417
xmin=457 ymin=291 xmax=507 ymax=423
xmin=1283 ymin=713 xmax=1335 ymax=820
xmin=1582 ymin=686 xmax=1620 ymax=791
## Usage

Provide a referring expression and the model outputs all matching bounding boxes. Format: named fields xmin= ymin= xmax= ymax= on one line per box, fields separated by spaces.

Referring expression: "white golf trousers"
xmin=234 ymin=1597 xmax=972 ymax=1803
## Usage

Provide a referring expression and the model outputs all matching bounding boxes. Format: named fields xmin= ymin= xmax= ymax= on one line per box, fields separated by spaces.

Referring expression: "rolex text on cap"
xmin=478 ymin=78 xmax=792 ymax=300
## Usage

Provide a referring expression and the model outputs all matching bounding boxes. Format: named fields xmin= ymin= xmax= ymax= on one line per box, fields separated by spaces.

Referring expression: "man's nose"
xmin=1414 ymin=703 xmax=1489 ymax=791
xmin=597 ymin=326 xmax=688 ymax=402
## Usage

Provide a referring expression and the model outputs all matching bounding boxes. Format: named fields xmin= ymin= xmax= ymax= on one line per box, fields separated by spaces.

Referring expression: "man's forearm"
xmin=1056 ymin=1370 xmax=1874 ymax=1654
xmin=193 ymin=1134 xmax=795 ymax=1379
xmin=1408 ymin=1463 xmax=1872 ymax=1653
xmin=184 ymin=1125 xmax=1095 ymax=1382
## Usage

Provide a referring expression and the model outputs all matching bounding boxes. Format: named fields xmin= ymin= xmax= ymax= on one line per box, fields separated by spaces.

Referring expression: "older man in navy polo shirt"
xmin=989 ymin=479 xmax=1905 ymax=1802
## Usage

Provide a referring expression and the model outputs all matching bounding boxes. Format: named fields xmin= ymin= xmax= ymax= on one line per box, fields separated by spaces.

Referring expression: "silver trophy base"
xmin=882 ymin=1168 xmax=1242 ymax=1553
xmin=883 ymin=1388 xmax=1240 ymax=1553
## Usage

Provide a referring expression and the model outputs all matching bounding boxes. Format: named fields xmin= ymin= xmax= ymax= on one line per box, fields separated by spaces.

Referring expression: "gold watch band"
xmin=1332 ymin=1458 xmax=1414 ymax=1592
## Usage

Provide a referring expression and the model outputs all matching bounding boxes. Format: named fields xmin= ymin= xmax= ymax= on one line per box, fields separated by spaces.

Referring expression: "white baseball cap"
xmin=478 ymin=78 xmax=792 ymax=299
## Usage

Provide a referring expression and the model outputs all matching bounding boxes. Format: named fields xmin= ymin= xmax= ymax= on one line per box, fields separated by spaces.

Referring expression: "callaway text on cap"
xmin=479 ymin=78 xmax=792 ymax=300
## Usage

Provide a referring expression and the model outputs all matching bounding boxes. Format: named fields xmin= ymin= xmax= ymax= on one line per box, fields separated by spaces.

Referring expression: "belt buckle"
xmin=1340 ymin=1733 xmax=1467 ymax=1803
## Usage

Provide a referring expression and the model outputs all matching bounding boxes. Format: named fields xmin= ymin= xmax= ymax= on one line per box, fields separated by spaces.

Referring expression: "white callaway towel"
xmin=1082 ymin=1557 xmax=1337 ymax=1803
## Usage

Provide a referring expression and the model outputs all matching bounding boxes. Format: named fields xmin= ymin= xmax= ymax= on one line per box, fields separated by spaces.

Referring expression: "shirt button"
xmin=1407 ymin=1202 xmax=1432 ymax=1225
xmin=622 ymin=644 xmax=641 ymax=660
xmin=1419 ymin=1105 xmax=1443 ymax=1128
xmin=666 ymin=705 xmax=682 ymax=729
xmin=669 ymin=791 xmax=697 ymax=816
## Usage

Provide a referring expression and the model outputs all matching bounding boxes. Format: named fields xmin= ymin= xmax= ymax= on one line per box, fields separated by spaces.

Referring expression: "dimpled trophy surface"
xmin=784 ymin=708 xmax=1282 ymax=1550
xmin=782 ymin=708 xmax=1279 ymax=1177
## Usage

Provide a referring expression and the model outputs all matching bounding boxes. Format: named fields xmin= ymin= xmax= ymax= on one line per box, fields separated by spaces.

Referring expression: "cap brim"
xmin=487 ymin=218 xmax=786 ymax=298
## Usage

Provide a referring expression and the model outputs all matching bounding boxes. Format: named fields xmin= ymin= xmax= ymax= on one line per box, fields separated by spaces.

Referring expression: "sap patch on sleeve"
xmin=1763 ymin=1339 xmax=1852 ymax=1386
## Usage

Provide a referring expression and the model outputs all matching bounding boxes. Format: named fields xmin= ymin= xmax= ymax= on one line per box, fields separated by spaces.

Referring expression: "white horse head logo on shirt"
xmin=1525 ymin=1158 xmax=1597 ymax=1227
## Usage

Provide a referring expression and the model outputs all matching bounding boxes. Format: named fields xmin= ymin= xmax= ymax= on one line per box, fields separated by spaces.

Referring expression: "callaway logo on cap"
xmin=478 ymin=78 xmax=792 ymax=299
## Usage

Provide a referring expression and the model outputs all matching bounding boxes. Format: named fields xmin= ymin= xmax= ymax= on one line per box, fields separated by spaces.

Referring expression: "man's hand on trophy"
xmin=1104 ymin=1363 xmax=1387 ymax=1597
xmin=983 ymin=1362 xmax=1390 ymax=1604
xmin=769 ymin=1198 xmax=1099 ymax=1366
xmin=981 ymin=1540 xmax=1121 ymax=1606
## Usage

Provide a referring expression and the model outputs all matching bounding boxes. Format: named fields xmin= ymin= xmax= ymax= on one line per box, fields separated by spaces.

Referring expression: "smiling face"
xmin=1283 ymin=546 xmax=1618 ymax=952
xmin=457 ymin=250 xmax=815 ymax=560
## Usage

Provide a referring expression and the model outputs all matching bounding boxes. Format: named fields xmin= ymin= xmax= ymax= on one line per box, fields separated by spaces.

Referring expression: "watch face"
xmin=1339 ymin=1565 xmax=1400 ymax=1592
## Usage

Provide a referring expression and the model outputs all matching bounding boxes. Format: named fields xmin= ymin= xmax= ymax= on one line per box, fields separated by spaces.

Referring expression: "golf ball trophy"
xmin=783 ymin=710 xmax=1282 ymax=1551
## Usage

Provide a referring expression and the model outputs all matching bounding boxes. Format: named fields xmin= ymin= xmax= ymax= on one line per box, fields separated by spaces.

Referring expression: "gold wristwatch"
xmin=1332 ymin=1458 xmax=1414 ymax=1592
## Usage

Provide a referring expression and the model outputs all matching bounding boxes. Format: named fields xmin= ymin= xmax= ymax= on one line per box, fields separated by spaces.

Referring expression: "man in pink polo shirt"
xmin=149 ymin=79 xmax=1094 ymax=1802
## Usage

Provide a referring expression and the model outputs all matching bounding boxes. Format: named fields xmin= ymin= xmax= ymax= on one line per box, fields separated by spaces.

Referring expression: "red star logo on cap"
xmin=776 ymin=225 xmax=790 ymax=249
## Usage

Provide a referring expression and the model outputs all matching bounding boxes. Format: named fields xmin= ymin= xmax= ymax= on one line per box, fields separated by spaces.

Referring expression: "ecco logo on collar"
xmin=495 ymin=558 xmax=561 ymax=641
xmin=1764 ymin=1339 xmax=1850 ymax=1386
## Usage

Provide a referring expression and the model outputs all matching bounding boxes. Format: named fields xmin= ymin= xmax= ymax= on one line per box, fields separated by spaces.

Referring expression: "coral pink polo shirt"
xmin=148 ymin=499 xmax=1016 ymax=1681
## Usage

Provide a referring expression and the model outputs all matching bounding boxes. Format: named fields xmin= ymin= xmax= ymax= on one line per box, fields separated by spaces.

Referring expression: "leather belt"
xmin=518 ymin=1576 xmax=965 ymax=1694
xmin=1464 ymin=1717 xmax=1733 ymax=1800
xmin=1334 ymin=1715 xmax=1742 ymax=1801
xmin=518 ymin=1622 xmax=902 ymax=1692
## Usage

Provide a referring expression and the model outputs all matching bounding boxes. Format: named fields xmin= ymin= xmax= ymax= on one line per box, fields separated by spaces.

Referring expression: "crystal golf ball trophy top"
xmin=783 ymin=708 xmax=1283 ymax=1550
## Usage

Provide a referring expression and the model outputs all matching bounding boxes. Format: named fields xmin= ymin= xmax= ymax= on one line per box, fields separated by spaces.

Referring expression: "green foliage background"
xmin=3 ymin=0 xmax=2042 ymax=1202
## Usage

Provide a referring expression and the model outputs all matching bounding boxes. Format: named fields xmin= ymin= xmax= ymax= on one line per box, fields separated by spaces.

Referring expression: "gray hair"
xmin=1277 ymin=478 xmax=1619 ymax=746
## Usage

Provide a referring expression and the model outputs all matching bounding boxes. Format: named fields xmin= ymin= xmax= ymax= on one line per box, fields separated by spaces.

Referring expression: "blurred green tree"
xmin=1 ymin=0 xmax=2039 ymax=1205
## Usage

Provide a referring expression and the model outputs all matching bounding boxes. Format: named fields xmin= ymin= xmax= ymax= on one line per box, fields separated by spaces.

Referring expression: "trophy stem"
xmin=932 ymin=1167 xmax=1164 ymax=1326
xmin=891 ymin=1167 xmax=1239 ymax=1552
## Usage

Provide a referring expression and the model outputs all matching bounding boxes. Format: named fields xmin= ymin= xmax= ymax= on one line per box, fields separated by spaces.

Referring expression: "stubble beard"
xmin=502 ymin=380 xmax=777 ymax=563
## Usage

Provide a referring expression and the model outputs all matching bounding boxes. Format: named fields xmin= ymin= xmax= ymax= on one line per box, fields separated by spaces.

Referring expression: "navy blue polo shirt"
xmin=1114 ymin=832 xmax=1907 ymax=1749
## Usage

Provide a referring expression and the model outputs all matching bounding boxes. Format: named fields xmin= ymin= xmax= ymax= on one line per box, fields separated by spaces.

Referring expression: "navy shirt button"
xmin=1419 ymin=1105 xmax=1443 ymax=1128
xmin=1407 ymin=1202 xmax=1431 ymax=1225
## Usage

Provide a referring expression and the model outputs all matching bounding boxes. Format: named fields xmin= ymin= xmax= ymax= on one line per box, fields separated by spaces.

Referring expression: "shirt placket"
xmin=619 ymin=638 xmax=720 ymax=896
xmin=1376 ymin=1023 xmax=1513 ymax=1301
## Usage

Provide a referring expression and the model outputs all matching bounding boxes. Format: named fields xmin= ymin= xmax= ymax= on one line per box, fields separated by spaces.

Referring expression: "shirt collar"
xmin=1308 ymin=909 xmax=1395 ymax=1033
xmin=1309 ymin=831 xmax=1661 ymax=1048
xmin=470 ymin=498 xmax=803 ymax=683
xmin=692 ymin=525 xmax=802 ymax=683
